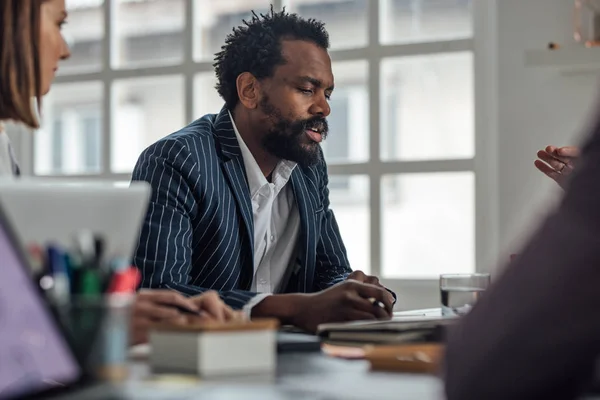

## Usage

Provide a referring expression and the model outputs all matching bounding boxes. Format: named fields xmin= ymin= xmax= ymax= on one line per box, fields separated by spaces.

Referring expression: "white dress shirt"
xmin=0 ymin=122 xmax=19 ymax=177
xmin=229 ymin=112 xmax=301 ymax=317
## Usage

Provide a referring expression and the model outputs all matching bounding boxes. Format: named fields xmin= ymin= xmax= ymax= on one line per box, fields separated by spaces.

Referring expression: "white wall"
xmin=494 ymin=0 xmax=600 ymax=264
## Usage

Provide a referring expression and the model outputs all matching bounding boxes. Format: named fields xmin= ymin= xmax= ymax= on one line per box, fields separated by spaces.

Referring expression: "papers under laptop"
xmin=317 ymin=311 xmax=457 ymax=345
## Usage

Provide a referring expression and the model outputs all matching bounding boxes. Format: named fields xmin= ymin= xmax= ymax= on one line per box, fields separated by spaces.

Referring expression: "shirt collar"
xmin=228 ymin=110 xmax=296 ymax=197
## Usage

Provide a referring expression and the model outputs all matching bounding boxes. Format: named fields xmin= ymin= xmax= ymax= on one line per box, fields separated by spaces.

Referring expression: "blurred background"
xmin=6 ymin=0 xmax=594 ymax=308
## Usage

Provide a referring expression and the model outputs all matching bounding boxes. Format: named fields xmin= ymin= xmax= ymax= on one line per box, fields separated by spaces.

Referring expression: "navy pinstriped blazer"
xmin=131 ymin=107 xmax=353 ymax=309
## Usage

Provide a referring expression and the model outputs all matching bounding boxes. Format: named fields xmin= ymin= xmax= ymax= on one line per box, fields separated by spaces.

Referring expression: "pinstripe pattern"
xmin=131 ymin=107 xmax=353 ymax=309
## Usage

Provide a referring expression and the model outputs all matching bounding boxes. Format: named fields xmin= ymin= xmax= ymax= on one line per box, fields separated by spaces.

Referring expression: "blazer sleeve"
xmin=443 ymin=118 xmax=600 ymax=400
xmin=131 ymin=138 xmax=259 ymax=309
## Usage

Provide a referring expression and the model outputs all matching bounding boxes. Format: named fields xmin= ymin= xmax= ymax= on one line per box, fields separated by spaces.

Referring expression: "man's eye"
xmin=299 ymin=88 xmax=313 ymax=95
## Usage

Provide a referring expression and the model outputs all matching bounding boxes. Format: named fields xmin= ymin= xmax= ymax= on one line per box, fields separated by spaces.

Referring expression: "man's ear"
xmin=236 ymin=72 xmax=260 ymax=109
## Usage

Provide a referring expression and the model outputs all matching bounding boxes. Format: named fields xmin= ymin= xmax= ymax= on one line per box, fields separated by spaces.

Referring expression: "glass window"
xmin=114 ymin=0 xmax=185 ymax=68
xmin=329 ymin=175 xmax=370 ymax=274
xmin=381 ymin=52 xmax=474 ymax=161
xmin=194 ymin=73 xmax=224 ymax=118
xmin=380 ymin=0 xmax=472 ymax=45
xmin=111 ymin=76 xmax=185 ymax=173
xmin=381 ymin=172 xmax=474 ymax=278
xmin=194 ymin=1 xmax=271 ymax=62
xmin=36 ymin=82 xmax=103 ymax=176
xmin=324 ymin=61 xmax=369 ymax=164
xmin=60 ymin=0 xmax=104 ymax=74
xmin=284 ymin=0 xmax=368 ymax=50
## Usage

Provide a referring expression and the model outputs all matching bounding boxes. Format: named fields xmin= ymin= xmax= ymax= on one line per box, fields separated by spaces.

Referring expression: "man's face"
xmin=258 ymin=40 xmax=334 ymax=167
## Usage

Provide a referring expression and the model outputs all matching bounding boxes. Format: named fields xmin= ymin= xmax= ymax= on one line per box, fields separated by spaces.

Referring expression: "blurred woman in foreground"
xmin=0 ymin=0 xmax=239 ymax=345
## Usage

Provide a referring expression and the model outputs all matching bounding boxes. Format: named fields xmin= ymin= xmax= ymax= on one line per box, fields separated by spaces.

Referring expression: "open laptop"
xmin=0 ymin=179 xmax=151 ymax=263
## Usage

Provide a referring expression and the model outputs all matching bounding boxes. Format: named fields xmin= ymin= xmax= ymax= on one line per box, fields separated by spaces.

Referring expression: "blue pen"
xmin=47 ymin=245 xmax=70 ymax=304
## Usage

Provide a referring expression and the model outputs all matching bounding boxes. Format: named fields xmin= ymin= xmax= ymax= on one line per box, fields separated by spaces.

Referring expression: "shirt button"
xmin=270 ymin=235 xmax=275 ymax=242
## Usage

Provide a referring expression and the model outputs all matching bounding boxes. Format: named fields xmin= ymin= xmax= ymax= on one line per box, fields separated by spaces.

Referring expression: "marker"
xmin=106 ymin=267 xmax=140 ymax=294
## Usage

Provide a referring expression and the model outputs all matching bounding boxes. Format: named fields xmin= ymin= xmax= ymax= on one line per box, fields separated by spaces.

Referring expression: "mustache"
xmin=299 ymin=117 xmax=329 ymax=138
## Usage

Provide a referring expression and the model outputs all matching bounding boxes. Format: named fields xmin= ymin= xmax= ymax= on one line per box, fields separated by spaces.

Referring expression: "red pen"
xmin=106 ymin=267 xmax=140 ymax=294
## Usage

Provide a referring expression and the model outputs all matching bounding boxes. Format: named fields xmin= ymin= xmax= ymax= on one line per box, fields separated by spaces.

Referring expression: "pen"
xmin=369 ymin=297 xmax=386 ymax=310
xmin=172 ymin=304 xmax=203 ymax=316
xmin=47 ymin=244 xmax=70 ymax=304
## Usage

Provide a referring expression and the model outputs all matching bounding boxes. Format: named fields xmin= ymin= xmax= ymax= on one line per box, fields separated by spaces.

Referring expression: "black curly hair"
xmin=213 ymin=5 xmax=330 ymax=110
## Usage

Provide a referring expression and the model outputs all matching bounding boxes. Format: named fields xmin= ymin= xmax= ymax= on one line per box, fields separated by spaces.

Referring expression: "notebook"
xmin=316 ymin=315 xmax=457 ymax=345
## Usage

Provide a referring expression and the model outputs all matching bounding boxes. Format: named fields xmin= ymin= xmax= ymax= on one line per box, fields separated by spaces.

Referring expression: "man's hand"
xmin=130 ymin=290 xmax=243 ymax=345
xmin=189 ymin=291 xmax=245 ymax=322
xmin=252 ymin=280 xmax=393 ymax=333
xmin=346 ymin=270 xmax=395 ymax=304
xmin=130 ymin=289 xmax=200 ymax=345
xmin=535 ymin=145 xmax=580 ymax=190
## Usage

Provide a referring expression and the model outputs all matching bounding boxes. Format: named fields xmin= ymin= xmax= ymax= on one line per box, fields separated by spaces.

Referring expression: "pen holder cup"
xmin=51 ymin=294 xmax=134 ymax=382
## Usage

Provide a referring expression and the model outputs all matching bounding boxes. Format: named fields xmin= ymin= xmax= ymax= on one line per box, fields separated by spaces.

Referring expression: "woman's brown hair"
xmin=0 ymin=0 xmax=43 ymax=129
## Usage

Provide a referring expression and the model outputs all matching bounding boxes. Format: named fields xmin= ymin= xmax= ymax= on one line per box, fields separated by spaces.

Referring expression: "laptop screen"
xmin=0 ymin=218 xmax=81 ymax=398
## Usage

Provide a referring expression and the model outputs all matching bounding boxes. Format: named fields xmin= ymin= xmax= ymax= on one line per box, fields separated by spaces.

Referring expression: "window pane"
xmin=111 ymin=76 xmax=185 ymax=173
xmin=382 ymin=172 xmax=474 ymax=279
xmin=194 ymin=73 xmax=223 ymax=118
xmin=36 ymin=82 xmax=103 ymax=175
xmin=194 ymin=1 xmax=271 ymax=61
xmin=329 ymin=176 xmax=370 ymax=274
xmin=380 ymin=0 xmax=472 ymax=45
xmin=284 ymin=0 xmax=368 ymax=50
xmin=60 ymin=0 xmax=104 ymax=74
xmin=381 ymin=52 xmax=474 ymax=161
xmin=114 ymin=0 xmax=184 ymax=68
xmin=324 ymin=61 xmax=369 ymax=164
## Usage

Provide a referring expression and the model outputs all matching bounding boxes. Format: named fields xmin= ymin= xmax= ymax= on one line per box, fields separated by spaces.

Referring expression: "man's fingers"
xmin=363 ymin=276 xmax=380 ymax=286
xmin=344 ymin=292 xmax=391 ymax=320
xmin=347 ymin=270 xmax=367 ymax=282
xmin=138 ymin=290 xmax=200 ymax=312
xmin=350 ymin=283 xmax=394 ymax=315
xmin=193 ymin=291 xmax=227 ymax=322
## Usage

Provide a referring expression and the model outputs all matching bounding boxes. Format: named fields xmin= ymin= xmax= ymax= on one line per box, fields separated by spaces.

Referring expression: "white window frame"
xmin=16 ymin=0 xmax=498 ymax=309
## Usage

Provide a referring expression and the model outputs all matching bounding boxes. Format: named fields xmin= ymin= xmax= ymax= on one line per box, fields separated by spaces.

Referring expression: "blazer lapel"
xmin=290 ymin=168 xmax=317 ymax=293
xmin=214 ymin=108 xmax=255 ymax=270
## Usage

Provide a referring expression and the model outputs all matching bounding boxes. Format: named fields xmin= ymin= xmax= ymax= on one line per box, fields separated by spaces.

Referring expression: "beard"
xmin=259 ymin=96 xmax=328 ymax=167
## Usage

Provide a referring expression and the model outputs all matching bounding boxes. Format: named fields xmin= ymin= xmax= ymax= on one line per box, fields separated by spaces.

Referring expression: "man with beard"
xmin=131 ymin=7 xmax=395 ymax=333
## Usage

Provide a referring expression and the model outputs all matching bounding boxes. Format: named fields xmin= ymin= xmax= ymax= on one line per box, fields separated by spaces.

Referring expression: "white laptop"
xmin=0 ymin=179 xmax=151 ymax=263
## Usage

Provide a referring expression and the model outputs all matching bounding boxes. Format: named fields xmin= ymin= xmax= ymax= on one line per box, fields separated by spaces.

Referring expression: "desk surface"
xmin=120 ymin=351 xmax=445 ymax=400
xmin=68 ymin=309 xmax=600 ymax=400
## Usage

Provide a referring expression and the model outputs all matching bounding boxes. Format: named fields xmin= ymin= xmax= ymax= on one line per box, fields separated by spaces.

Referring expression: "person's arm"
xmin=131 ymin=139 xmax=260 ymax=309
xmin=444 ymin=123 xmax=600 ymax=399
